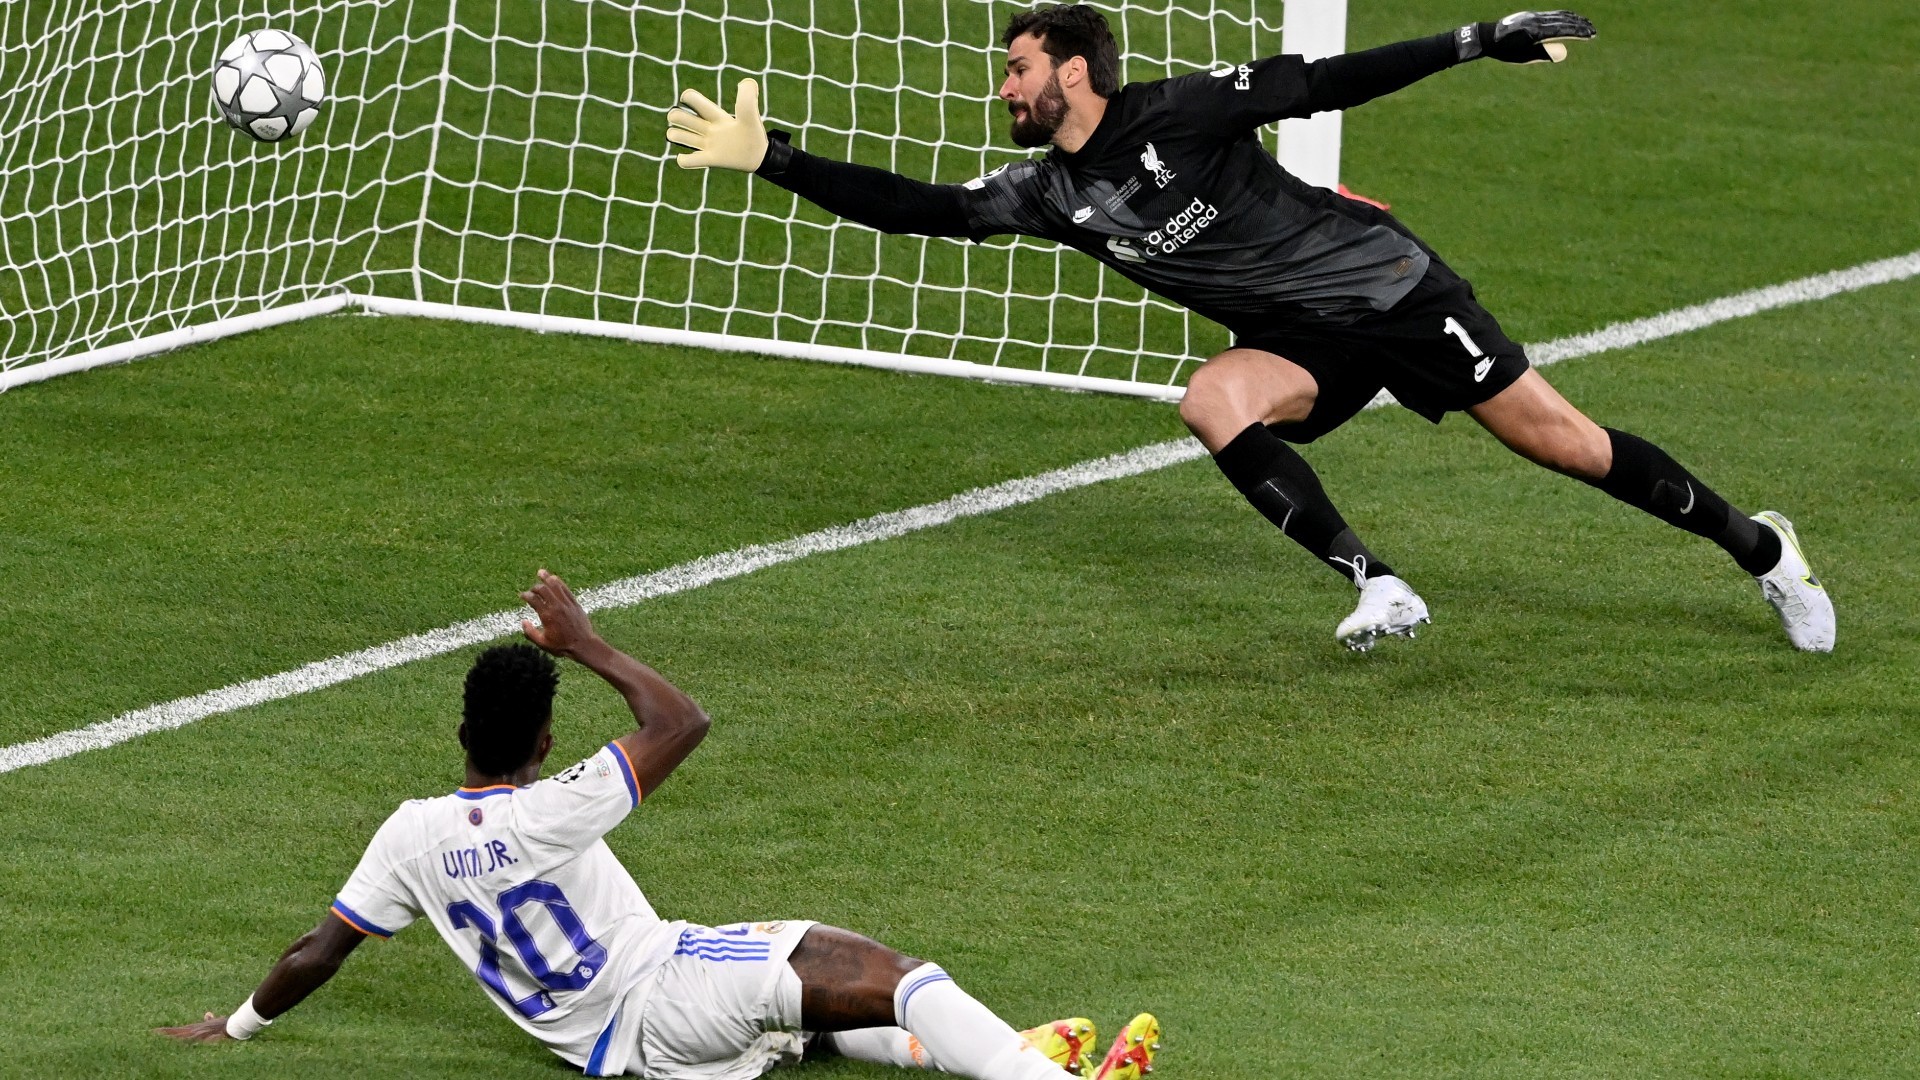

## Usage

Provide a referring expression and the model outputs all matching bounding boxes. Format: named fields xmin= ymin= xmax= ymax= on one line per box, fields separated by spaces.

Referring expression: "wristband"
xmin=1454 ymin=22 xmax=1492 ymax=62
xmin=757 ymin=130 xmax=795 ymax=176
xmin=225 ymin=995 xmax=273 ymax=1040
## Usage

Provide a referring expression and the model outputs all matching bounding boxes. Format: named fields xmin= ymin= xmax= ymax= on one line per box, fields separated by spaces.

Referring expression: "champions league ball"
xmin=211 ymin=29 xmax=325 ymax=143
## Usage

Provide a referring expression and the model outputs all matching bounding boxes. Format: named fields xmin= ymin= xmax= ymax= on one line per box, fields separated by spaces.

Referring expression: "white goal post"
xmin=0 ymin=0 xmax=1345 ymax=399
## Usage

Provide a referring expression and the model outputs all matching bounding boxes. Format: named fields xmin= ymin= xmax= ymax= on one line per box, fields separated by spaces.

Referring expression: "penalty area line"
xmin=3 ymin=247 xmax=1916 ymax=775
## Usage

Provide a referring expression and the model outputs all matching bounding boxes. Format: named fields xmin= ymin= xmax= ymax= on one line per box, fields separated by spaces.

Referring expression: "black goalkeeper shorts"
xmin=1232 ymin=262 xmax=1530 ymax=444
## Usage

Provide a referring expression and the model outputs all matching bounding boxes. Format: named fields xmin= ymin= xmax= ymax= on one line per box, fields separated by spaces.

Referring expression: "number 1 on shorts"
xmin=1442 ymin=316 xmax=1484 ymax=357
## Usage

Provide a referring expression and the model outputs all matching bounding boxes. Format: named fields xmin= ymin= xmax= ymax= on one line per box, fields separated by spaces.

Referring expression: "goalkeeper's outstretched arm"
xmin=666 ymin=80 xmax=974 ymax=238
xmin=756 ymin=132 xmax=975 ymax=238
xmin=1196 ymin=11 xmax=1597 ymax=129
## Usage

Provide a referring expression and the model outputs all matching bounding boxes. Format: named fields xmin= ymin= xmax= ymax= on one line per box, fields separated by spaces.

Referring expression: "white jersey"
xmin=333 ymin=741 xmax=682 ymax=1075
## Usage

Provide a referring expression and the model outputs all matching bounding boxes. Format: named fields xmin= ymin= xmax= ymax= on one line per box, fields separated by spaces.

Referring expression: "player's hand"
xmin=666 ymin=78 xmax=769 ymax=172
xmin=154 ymin=1012 xmax=234 ymax=1043
xmin=1456 ymin=11 xmax=1595 ymax=64
xmin=520 ymin=569 xmax=599 ymax=658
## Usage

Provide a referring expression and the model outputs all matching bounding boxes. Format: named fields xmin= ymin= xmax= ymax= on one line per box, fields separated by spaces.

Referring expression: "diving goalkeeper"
xmin=664 ymin=5 xmax=1834 ymax=654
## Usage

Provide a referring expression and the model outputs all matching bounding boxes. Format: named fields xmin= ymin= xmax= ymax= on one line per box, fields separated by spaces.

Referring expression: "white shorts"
xmin=625 ymin=920 xmax=817 ymax=1080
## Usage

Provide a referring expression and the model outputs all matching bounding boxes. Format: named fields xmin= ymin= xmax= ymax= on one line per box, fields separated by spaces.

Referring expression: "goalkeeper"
xmin=665 ymin=5 xmax=1835 ymax=654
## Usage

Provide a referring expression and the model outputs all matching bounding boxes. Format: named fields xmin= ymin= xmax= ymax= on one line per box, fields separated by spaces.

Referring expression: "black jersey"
xmin=757 ymin=32 xmax=1466 ymax=334
xmin=958 ymin=58 xmax=1430 ymax=331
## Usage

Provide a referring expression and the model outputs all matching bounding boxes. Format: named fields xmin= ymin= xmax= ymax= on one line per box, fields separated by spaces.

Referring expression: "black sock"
xmin=1212 ymin=422 xmax=1395 ymax=586
xmin=1585 ymin=428 xmax=1780 ymax=575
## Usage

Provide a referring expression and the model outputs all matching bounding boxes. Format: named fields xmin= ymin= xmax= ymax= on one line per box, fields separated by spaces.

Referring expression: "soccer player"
xmin=663 ymin=5 xmax=1835 ymax=653
xmin=157 ymin=569 xmax=1160 ymax=1080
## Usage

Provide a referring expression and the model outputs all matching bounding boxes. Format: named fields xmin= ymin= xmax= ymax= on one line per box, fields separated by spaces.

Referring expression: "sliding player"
xmin=664 ymin=5 xmax=1834 ymax=653
xmin=158 ymin=569 xmax=1160 ymax=1080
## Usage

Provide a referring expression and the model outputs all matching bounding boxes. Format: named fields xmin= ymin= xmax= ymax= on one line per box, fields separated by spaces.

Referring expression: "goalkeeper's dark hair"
xmin=461 ymin=644 xmax=560 ymax=775
xmin=1003 ymin=4 xmax=1120 ymax=98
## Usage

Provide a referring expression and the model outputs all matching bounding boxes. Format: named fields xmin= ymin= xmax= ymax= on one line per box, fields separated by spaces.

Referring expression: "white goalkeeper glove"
xmin=665 ymin=78 xmax=768 ymax=172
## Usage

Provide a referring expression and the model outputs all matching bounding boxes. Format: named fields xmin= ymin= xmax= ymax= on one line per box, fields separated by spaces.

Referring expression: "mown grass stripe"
xmin=4 ymin=248 xmax=1915 ymax=775
xmin=0 ymin=440 xmax=1206 ymax=774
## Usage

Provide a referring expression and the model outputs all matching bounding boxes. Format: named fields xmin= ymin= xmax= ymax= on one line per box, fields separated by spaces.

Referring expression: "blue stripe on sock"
xmin=897 ymin=970 xmax=953 ymax=1019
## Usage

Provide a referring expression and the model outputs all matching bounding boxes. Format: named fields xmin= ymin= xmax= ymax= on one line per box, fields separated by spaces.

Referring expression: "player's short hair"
xmin=462 ymin=644 xmax=560 ymax=775
xmin=1003 ymin=4 xmax=1120 ymax=98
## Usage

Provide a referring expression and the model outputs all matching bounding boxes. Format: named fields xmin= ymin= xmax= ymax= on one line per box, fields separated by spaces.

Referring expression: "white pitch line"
xmin=4 ymin=248 xmax=1917 ymax=775
xmin=0 ymin=440 xmax=1208 ymax=775
xmin=1526 ymin=249 xmax=1920 ymax=365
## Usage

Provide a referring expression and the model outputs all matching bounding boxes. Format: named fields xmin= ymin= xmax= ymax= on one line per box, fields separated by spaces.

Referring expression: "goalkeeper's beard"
xmin=1007 ymin=72 xmax=1068 ymax=148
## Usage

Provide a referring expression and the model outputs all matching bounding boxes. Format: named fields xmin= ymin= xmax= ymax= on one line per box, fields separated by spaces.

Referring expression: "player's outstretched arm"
xmin=155 ymin=915 xmax=365 ymax=1043
xmin=1226 ymin=11 xmax=1595 ymax=127
xmin=664 ymin=79 xmax=977 ymax=239
xmin=520 ymin=569 xmax=710 ymax=798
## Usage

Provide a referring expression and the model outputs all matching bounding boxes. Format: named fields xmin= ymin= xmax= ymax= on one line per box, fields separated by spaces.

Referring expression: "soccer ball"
xmin=211 ymin=29 xmax=325 ymax=143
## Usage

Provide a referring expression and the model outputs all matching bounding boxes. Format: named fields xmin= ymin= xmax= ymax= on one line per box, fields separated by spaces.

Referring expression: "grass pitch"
xmin=4 ymin=284 xmax=1916 ymax=1080
xmin=1 ymin=0 xmax=1917 ymax=1077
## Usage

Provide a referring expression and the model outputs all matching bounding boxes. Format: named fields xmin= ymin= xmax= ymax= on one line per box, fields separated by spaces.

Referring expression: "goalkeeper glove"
xmin=1455 ymin=11 xmax=1596 ymax=64
xmin=666 ymin=78 xmax=768 ymax=171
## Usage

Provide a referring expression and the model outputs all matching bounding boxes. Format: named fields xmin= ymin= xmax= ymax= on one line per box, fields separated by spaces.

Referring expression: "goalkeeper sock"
xmin=893 ymin=964 xmax=1066 ymax=1079
xmin=1213 ymin=422 xmax=1397 ymax=586
xmin=1584 ymin=428 xmax=1780 ymax=575
xmin=821 ymin=1028 xmax=934 ymax=1069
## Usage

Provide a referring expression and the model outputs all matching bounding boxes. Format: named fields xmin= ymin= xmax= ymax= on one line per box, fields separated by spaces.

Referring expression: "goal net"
xmin=2 ymin=0 xmax=1332 ymax=398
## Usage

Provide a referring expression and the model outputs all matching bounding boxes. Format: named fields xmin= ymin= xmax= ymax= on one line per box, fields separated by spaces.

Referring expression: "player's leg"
xmin=783 ymin=925 xmax=932 ymax=1068
xmin=1468 ymin=370 xmax=1833 ymax=649
xmin=1179 ymin=348 xmax=1399 ymax=588
xmin=1465 ymin=369 xmax=1785 ymax=566
xmin=1364 ymin=259 xmax=1832 ymax=649
xmin=1181 ymin=347 xmax=1429 ymax=650
xmin=1373 ymin=262 xmax=1782 ymax=573
xmin=788 ymin=925 xmax=1073 ymax=1078
xmin=820 ymin=1021 xmax=1096 ymax=1074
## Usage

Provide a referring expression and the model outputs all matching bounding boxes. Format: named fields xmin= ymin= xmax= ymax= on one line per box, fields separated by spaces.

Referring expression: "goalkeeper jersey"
xmin=331 ymin=742 xmax=679 ymax=1076
xmin=758 ymin=31 xmax=1467 ymax=332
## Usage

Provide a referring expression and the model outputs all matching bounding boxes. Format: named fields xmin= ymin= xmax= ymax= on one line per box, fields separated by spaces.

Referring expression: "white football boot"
xmin=1751 ymin=511 xmax=1835 ymax=652
xmin=1335 ymin=574 xmax=1430 ymax=652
